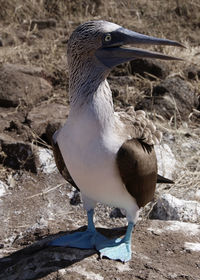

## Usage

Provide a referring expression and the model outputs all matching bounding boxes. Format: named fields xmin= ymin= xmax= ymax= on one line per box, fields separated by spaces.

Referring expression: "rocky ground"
xmin=0 ymin=1 xmax=200 ymax=280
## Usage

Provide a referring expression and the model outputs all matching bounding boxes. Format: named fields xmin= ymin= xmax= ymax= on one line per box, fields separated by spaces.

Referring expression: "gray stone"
xmin=0 ymin=133 xmax=37 ymax=173
xmin=185 ymin=65 xmax=200 ymax=80
xmin=0 ymin=64 xmax=52 ymax=107
xmin=0 ymin=32 xmax=15 ymax=46
xmin=135 ymin=76 xmax=198 ymax=121
xmin=149 ymin=194 xmax=200 ymax=223
xmin=27 ymin=102 xmax=69 ymax=140
xmin=154 ymin=143 xmax=176 ymax=180
xmin=130 ymin=59 xmax=169 ymax=80
xmin=37 ymin=147 xmax=56 ymax=174
xmin=109 ymin=208 xmax=126 ymax=218
xmin=0 ymin=180 xmax=8 ymax=197
xmin=69 ymin=189 xmax=81 ymax=206
xmin=30 ymin=19 xmax=57 ymax=31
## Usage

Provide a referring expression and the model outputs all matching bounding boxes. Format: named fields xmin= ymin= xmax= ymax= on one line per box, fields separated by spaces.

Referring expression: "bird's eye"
xmin=104 ymin=34 xmax=112 ymax=42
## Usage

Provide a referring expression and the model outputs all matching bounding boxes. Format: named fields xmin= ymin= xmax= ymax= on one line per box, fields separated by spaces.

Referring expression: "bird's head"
xmin=67 ymin=20 xmax=184 ymax=72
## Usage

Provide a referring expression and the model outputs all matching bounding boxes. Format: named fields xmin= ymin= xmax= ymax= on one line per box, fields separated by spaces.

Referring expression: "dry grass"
xmin=0 ymin=0 xmax=199 ymax=82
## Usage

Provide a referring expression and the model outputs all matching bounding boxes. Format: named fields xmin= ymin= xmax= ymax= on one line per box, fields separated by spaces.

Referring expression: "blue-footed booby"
xmin=49 ymin=20 xmax=183 ymax=262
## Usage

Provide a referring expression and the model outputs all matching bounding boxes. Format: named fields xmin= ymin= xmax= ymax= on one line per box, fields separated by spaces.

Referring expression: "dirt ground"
xmin=0 ymin=1 xmax=200 ymax=279
xmin=0 ymin=168 xmax=200 ymax=280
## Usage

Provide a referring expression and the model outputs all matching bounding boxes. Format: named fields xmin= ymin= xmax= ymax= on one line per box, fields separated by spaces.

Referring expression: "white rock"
xmin=67 ymin=266 xmax=104 ymax=280
xmin=164 ymin=221 xmax=200 ymax=235
xmin=37 ymin=147 xmax=56 ymax=174
xmin=116 ymin=262 xmax=130 ymax=272
xmin=150 ymin=194 xmax=200 ymax=223
xmin=7 ymin=174 xmax=15 ymax=189
xmin=154 ymin=144 xmax=176 ymax=179
xmin=184 ymin=242 xmax=200 ymax=252
xmin=0 ymin=181 xmax=9 ymax=197
xmin=148 ymin=221 xmax=200 ymax=239
xmin=195 ymin=190 xmax=200 ymax=201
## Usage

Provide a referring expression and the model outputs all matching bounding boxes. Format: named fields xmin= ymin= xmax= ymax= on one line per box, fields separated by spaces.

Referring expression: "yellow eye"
xmin=104 ymin=34 xmax=112 ymax=42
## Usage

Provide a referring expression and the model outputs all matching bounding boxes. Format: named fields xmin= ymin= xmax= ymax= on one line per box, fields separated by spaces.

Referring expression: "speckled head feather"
xmin=67 ymin=20 xmax=183 ymax=105
xmin=67 ymin=20 xmax=120 ymax=59
xmin=67 ymin=21 xmax=121 ymax=104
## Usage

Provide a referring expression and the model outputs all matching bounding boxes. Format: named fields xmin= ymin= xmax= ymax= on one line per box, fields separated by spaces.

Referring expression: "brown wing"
xmin=46 ymin=123 xmax=79 ymax=191
xmin=116 ymin=138 xmax=157 ymax=208
xmin=52 ymin=139 xmax=79 ymax=191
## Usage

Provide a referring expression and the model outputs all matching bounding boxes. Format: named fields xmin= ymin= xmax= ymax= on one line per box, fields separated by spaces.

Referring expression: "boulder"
xmin=37 ymin=147 xmax=56 ymax=174
xmin=154 ymin=143 xmax=176 ymax=180
xmin=0 ymin=180 xmax=9 ymax=198
xmin=149 ymin=194 xmax=200 ymax=223
xmin=0 ymin=108 xmax=18 ymax=133
xmin=27 ymin=102 xmax=69 ymax=140
xmin=195 ymin=190 xmax=200 ymax=201
xmin=0 ymin=31 xmax=15 ymax=46
xmin=0 ymin=133 xmax=37 ymax=173
xmin=135 ymin=76 xmax=198 ymax=121
xmin=0 ymin=64 xmax=52 ymax=107
xmin=184 ymin=242 xmax=200 ymax=252
xmin=185 ymin=65 xmax=200 ymax=80
xmin=0 ymin=107 xmax=28 ymax=138
xmin=30 ymin=19 xmax=57 ymax=31
xmin=129 ymin=59 xmax=169 ymax=80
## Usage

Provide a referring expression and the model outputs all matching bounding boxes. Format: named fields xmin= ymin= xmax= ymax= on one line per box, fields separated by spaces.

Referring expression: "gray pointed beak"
xmin=96 ymin=27 xmax=184 ymax=68
xmin=116 ymin=28 xmax=184 ymax=48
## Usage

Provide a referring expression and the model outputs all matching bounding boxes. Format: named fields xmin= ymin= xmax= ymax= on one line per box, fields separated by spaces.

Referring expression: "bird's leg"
xmin=123 ymin=222 xmax=134 ymax=243
xmin=49 ymin=209 xmax=107 ymax=249
xmin=96 ymin=222 xmax=134 ymax=262
xmin=87 ymin=209 xmax=96 ymax=232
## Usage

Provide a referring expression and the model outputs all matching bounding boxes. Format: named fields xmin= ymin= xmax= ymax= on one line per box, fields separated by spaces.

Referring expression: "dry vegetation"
xmin=0 ymin=0 xmax=200 ymax=67
xmin=0 ymin=1 xmax=199 ymax=202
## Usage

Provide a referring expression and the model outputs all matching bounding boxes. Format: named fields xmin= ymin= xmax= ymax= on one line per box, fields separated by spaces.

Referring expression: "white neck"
xmin=68 ymin=55 xmax=115 ymax=131
xmin=69 ymin=78 xmax=115 ymax=130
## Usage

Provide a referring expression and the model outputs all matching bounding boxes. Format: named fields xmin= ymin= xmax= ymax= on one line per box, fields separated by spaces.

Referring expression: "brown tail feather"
xmin=157 ymin=174 xmax=174 ymax=184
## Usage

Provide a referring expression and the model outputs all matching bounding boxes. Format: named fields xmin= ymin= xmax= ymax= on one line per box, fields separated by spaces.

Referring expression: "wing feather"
xmin=116 ymin=138 xmax=157 ymax=208
xmin=46 ymin=123 xmax=79 ymax=191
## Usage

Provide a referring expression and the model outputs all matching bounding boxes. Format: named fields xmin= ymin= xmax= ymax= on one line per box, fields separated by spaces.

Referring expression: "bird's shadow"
xmin=0 ymin=226 xmax=126 ymax=280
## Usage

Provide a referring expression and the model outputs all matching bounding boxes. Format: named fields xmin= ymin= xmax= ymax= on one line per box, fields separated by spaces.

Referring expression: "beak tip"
xmin=176 ymin=42 xmax=186 ymax=49
xmin=173 ymin=57 xmax=184 ymax=61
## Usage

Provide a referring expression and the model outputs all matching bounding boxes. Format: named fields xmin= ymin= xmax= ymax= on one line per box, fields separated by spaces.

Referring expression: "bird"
xmin=49 ymin=20 xmax=183 ymax=262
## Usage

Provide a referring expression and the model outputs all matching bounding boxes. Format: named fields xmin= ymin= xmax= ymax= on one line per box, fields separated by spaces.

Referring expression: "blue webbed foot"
xmin=96 ymin=222 xmax=134 ymax=262
xmin=49 ymin=208 xmax=134 ymax=263
xmin=97 ymin=237 xmax=131 ymax=262
xmin=49 ymin=209 xmax=107 ymax=249
xmin=49 ymin=229 xmax=107 ymax=249
xmin=49 ymin=230 xmax=94 ymax=249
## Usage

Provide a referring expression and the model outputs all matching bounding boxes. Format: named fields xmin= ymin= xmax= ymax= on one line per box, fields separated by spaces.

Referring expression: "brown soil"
xmin=0 ymin=172 xmax=200 ymax=280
